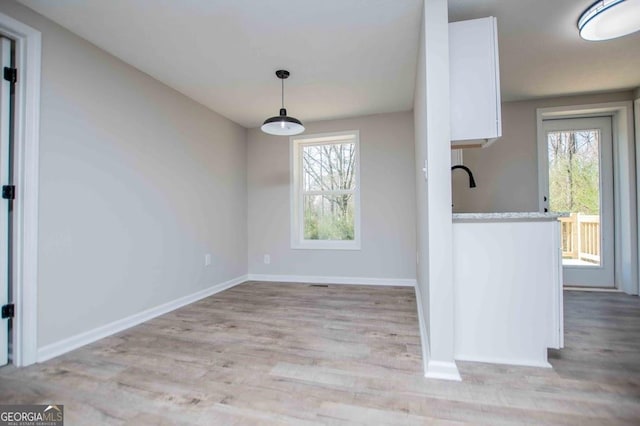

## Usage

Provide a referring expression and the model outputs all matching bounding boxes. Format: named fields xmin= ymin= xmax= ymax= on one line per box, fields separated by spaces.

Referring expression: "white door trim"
xmin=0 ymin=36 xmax=10 ymax=367
xmin=0 ymin=12 xmax=41 ymax=366
xmin=536 ymin=101 xmax=638 ymax=295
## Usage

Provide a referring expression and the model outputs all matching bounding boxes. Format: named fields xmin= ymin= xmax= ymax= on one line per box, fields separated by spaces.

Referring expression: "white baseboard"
xmin=454 ymin=353 xmax=552 ymax=369
xmin=563 ymin=286 xmax=621 ymax=293
xmin=425 ymin=360 xmax=462 ymax=381
xmin=37 ymin=274 xmax=248 ymax=363
xmin=414 ymin=284 xmax=461 ymax=381
xmin=246 ymin=274 xmax=416 ymax=287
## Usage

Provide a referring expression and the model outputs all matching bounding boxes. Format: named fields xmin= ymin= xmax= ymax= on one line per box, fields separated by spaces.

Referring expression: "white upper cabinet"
xmin=449 ymin=17 xmax=502 ymax=148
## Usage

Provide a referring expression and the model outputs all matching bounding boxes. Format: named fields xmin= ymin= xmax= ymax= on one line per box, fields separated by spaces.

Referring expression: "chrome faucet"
xmin=452 ymin=165 xmax=477 ymax=188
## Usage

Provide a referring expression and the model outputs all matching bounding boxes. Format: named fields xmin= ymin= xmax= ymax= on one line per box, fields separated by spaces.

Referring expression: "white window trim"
xmin=290 ymin=130 xmax=361 ymax=250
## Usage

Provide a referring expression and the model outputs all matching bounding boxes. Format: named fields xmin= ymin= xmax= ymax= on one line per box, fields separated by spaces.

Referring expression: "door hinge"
xmin=1 ymin=304 xmax=14 ymax=319
xmin=3 ymin=67 xmax=17 ymax=84
xmin=2 ymin=185 xmax=14 ymax=200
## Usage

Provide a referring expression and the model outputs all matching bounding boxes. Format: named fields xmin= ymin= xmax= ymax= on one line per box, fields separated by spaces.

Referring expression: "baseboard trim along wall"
xmin=37 ymin=274 xmax=249 ymax=363
xmin=417 ymin=278 xmax=461 ymax=381
xmin=246 ymin=274 xmax=416 ymax=287
xmin=425 ymin=360 xmax=462 ymax=381
xmin=454 ymin=353 xmax=552 ymax=369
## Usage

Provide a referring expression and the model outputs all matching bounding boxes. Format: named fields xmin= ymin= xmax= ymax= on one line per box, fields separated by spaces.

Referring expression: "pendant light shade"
xmin=578 ymin=0 xmax=640 ymax=41
xmin=261 ymin=70 xmax=305 ymax=136
xmin=261 ymin=108 xmax=304 ymax=135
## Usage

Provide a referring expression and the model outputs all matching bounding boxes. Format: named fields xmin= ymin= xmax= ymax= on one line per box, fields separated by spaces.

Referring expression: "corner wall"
xmin=0 ymin=1 xmax=248 ymax=352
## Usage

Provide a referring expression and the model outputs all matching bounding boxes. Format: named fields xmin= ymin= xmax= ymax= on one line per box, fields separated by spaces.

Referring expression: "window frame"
xmin=290 ymin=130 xmax=361 ymax=250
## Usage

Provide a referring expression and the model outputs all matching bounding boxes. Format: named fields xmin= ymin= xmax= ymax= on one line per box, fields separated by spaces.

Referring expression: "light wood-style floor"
xmin=1 ymin=283 xmax=639 ymax=425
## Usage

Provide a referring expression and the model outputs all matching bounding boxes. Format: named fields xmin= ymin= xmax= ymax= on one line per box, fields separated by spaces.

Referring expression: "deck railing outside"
xmin=559 ymin=213 xmax=600 ymax=264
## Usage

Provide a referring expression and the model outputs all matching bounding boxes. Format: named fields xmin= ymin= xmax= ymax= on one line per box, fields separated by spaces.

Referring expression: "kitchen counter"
xmin=453 ymin=216 xmax=563 ymax=367
xmin=453 ymin=212 xmax=568 ymax=222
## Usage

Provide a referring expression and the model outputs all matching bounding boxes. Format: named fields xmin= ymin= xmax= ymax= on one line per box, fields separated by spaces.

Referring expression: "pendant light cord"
xmin=281 ymin=77 xmax=285 ymax=108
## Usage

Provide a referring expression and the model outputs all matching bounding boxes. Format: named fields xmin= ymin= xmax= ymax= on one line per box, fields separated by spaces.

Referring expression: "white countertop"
xmin=452 ymin=212 xmax=568 ymax=222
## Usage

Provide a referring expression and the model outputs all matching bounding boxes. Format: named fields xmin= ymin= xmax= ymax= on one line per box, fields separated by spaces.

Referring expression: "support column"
xmin=413 ymin=0 xmax=460 ymax=381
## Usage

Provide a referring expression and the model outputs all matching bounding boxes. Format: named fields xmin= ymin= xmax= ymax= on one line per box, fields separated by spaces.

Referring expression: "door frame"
xmin=536 ymin=102 xmax=637 ymax=295
xmin=0 ymin=12 xmax=41 ymax=366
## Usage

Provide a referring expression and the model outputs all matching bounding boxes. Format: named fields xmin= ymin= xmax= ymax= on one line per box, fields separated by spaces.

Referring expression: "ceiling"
xmin=449 ymin=0 xmax=640 ymax=102
xmin=19 ymin=0 xmax=640 ymax=128
xmin=18 ymin=0 xmax=423 ymax=128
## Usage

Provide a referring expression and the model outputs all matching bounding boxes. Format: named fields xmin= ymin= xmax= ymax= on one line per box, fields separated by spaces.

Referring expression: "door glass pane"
xmin=547 ymin=129 xmax=601 ymax=266
xmin=303 ymin=194 xmax=354 ymax=241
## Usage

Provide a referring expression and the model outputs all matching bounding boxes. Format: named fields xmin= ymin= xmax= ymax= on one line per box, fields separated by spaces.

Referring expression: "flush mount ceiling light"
xmin=261 ymin=69 xmax=305 ymax=136
xmin=578 ymin=0 xmax=640 ymax=41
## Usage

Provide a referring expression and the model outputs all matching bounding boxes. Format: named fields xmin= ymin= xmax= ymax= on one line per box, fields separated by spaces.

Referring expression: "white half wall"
xmin=0 ymin=1 xmax=248 ymax=353
xmin=247 ymin=111 xmax=416 ymax=282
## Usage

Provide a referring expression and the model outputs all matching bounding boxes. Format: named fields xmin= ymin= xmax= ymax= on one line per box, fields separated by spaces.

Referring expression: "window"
xmin=291 ymin=131 xmax=360 ymax=249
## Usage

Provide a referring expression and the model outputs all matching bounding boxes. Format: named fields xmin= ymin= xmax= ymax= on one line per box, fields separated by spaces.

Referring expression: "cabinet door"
xmin=450 ymin=17 xmax=501 ymax=145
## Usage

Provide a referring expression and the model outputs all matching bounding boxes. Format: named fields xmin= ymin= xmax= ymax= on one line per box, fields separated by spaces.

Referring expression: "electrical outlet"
xmin=264 ymin=254 xmax=271 ymax=265
xmin=205 ymin=253 xmax=212 ymax=266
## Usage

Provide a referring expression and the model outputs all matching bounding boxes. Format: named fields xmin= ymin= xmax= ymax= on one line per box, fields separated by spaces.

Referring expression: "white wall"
xmin=452 ymin=90 xmax=635 ymax=213
xmin=414 ymin=0 xmax=459 ymax=380
xmin=413 ymin=2 xmax=430 ymax=372
xmin=0 ymin=1 xmax=248 ymax=348
xmin=247 ymin=111 xmax=416 ymax=281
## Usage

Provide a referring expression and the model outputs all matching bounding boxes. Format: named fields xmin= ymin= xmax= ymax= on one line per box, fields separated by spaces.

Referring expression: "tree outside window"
xmin=547 ymin=129 xmax=600 ymax=215
xmin=291 ymin=132 xmax=360 ymax=249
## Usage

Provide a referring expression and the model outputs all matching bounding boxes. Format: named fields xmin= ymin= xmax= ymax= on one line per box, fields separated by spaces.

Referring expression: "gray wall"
xmin=0 ymin=1 xmax=248 ymax=348
xmin=452 ymin=90 xmax=636 ymax=212
xmin=247 ymin=111 xmax=416 ymax=280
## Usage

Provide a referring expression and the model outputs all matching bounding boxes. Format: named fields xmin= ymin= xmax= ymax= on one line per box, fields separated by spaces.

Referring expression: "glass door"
xmin=541 ymin=117 xmax=614 ymax=288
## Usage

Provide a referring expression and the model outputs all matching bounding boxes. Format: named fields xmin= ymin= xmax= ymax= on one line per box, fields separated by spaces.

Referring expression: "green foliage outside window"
xmin=548 ymin=130 xmax=600 ymax=215
xmin=304 ymin=194 xmax=354 ymax=240
xmin=301 ymin=142 xmax=356 ymax=241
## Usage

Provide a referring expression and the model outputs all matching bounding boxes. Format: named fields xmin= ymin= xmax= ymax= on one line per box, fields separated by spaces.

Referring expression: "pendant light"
xmin=261 ymin=70 xmax=305 ymax=136
xmin=578 ymin=0 xmax=640 ymax=41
